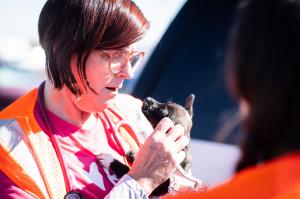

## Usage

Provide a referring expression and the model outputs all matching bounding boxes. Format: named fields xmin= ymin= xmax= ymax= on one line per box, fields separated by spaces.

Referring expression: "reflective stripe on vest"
xmin=0 ymin=119 xmax=47 ymax=198
xmin=0 ymin=89 xmax=66 ymax=199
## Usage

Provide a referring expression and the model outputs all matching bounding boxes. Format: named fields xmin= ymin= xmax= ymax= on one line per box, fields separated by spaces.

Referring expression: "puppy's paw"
xmin=97 ymin=153 xmax=115 ymax=169
xmin=126 ymin=151 xmax=136 ymax=163
xmin=97 ymin=153 xmax=130 ymax=179
xmin=97 ymin=153 xmax=119 ymax=185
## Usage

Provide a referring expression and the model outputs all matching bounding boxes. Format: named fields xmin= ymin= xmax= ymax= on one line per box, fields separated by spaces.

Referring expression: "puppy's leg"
xmin=98 ymin=153 xmax=130 ymax=179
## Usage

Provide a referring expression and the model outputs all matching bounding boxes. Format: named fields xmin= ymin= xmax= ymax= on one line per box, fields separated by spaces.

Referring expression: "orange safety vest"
xmin=0 ymin=88 xmax=145 ymax=199
xmin=167 ymin=152 xmax=300 ymax=199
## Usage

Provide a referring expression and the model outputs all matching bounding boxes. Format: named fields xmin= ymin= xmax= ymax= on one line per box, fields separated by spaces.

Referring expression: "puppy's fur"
xmin=98 ymin=94 xmax=195 ymax=197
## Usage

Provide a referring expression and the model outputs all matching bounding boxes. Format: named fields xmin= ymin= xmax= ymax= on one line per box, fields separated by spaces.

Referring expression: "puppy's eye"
xmin=159 ymin=107 xmax=169 ymax=117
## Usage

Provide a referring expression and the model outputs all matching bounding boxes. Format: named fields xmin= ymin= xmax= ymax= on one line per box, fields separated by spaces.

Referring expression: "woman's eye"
xmin=110 ymin=53 xmax=122 ymax=63
xmin=112 ymin=52 xmax=122 ymax=59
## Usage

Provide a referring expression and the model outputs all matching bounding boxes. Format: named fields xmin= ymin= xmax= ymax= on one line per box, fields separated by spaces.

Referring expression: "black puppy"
xmin=98 ymin=94 xmax=195 ymax=197
xmin=141 ymin=94 xmax=194 ymax=196
xmin=141 ymin=94 xmax=194 ymax=171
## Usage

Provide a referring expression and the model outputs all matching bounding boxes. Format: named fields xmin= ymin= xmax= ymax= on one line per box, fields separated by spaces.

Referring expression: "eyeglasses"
xmin=102 ymin=50 xmax=144 ymax=74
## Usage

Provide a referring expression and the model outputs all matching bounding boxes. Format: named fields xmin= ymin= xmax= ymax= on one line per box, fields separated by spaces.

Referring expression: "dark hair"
xmin=226 ymin=0 xmax=300 ymax=171
xmin=38 ymin=0 xmax=149 ymax=95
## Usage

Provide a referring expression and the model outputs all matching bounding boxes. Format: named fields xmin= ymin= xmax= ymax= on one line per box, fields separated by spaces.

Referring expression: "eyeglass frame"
xmin=101 ymin=50 xmax=145 ymax=74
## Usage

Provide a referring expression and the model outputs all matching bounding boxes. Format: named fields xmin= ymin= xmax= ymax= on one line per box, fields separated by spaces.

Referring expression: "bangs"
xmin=94 ymin=0 xmax=149 ymax=50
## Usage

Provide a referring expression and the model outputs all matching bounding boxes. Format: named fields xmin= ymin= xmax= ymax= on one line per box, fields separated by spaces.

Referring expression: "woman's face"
xmin=70 ymin=45 xmax=135 ymax=113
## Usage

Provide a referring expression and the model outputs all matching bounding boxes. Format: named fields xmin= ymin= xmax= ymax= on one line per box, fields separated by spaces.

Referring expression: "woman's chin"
xmin=75 ymin=95 xmax=116 ymax=113
xmin=96 ymin=98 xmax=114 ymax=111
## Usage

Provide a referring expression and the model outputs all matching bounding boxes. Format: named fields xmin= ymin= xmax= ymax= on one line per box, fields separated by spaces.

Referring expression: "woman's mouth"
xmin=105 ymin=87 xmax=118 ymax=92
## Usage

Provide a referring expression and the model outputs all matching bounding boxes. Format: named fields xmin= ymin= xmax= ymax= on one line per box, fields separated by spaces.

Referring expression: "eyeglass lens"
xmin=110 ymin=52 xmax=143 ymax=73
xmin=130 ymin=53 xmax=142 ymax=70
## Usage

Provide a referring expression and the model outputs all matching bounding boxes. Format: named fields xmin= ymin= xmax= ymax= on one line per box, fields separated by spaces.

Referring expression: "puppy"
xmin=141 ymin=94 xmax=194 ymax=196
xmin=98 ymin=94 xmax=195 ymax=197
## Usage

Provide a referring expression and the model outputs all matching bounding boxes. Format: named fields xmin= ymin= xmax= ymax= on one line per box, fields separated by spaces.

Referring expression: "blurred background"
xmin=0 ymin=0 xmax=241 ymax=187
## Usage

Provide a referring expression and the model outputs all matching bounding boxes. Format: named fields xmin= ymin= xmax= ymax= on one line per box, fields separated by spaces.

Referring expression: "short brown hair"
xmin=38 ymin=0 xmax=149 ymax=95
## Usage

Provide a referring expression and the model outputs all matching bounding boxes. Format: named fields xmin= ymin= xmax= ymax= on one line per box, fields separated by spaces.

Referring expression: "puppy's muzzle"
xmin=142 ymin=97 xmax=159 ymax=114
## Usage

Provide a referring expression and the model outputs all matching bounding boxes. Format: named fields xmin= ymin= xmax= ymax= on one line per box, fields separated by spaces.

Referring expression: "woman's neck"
xmin=43 ymin=80 xmax=93 ymax=126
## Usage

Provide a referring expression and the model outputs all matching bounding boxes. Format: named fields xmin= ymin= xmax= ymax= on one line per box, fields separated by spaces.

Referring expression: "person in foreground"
xmin=0 ymin=0 xmax=189 ymax=198
xmin=168 ymin=0 xmax=300 ymax=198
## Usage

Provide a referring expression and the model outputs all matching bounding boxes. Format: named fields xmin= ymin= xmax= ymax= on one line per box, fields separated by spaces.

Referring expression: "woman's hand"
xmin=128 ymin=117 xmax=189 ymax=196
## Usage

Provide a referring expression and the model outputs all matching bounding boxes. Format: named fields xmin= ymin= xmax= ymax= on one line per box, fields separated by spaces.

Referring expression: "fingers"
xmin=175 ymin=135 xmax=189 ymax=152
xmin=166 ymin=123 xmax=188 ymax=153
xmin=166 ymin=124 xmax=184 ymax=141
xmin=152 ymin=118 xmax=189 ymax=153
xmin=152 ymin=117 xmax=174 ymax=136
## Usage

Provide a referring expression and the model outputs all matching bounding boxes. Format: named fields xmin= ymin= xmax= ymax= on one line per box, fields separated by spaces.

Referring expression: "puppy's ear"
xmin=185 ymin=94 xmax=195 ymax=118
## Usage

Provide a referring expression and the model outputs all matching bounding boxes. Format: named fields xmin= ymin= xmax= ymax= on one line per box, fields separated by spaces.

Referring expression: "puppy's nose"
xmin=143 ymin=97 xmax=155 ymax=107
xmin=143 ymin=97 xmax=160 ymax=112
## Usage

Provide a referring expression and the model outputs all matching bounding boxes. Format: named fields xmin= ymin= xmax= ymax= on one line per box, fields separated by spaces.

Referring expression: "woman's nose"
xmin=115 ymin=62 xmax=134 ymax=79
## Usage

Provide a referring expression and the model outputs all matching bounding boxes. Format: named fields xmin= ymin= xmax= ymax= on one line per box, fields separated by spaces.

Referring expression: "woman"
xmin=169 ymin=0 xmax=300 ymax=198
xmin=0 ymin=0 xmax=189 ymax=198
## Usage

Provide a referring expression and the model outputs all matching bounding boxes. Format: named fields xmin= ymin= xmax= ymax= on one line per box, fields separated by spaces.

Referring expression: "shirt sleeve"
xmin=105 ymin=174 xmax=148 ymax=199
